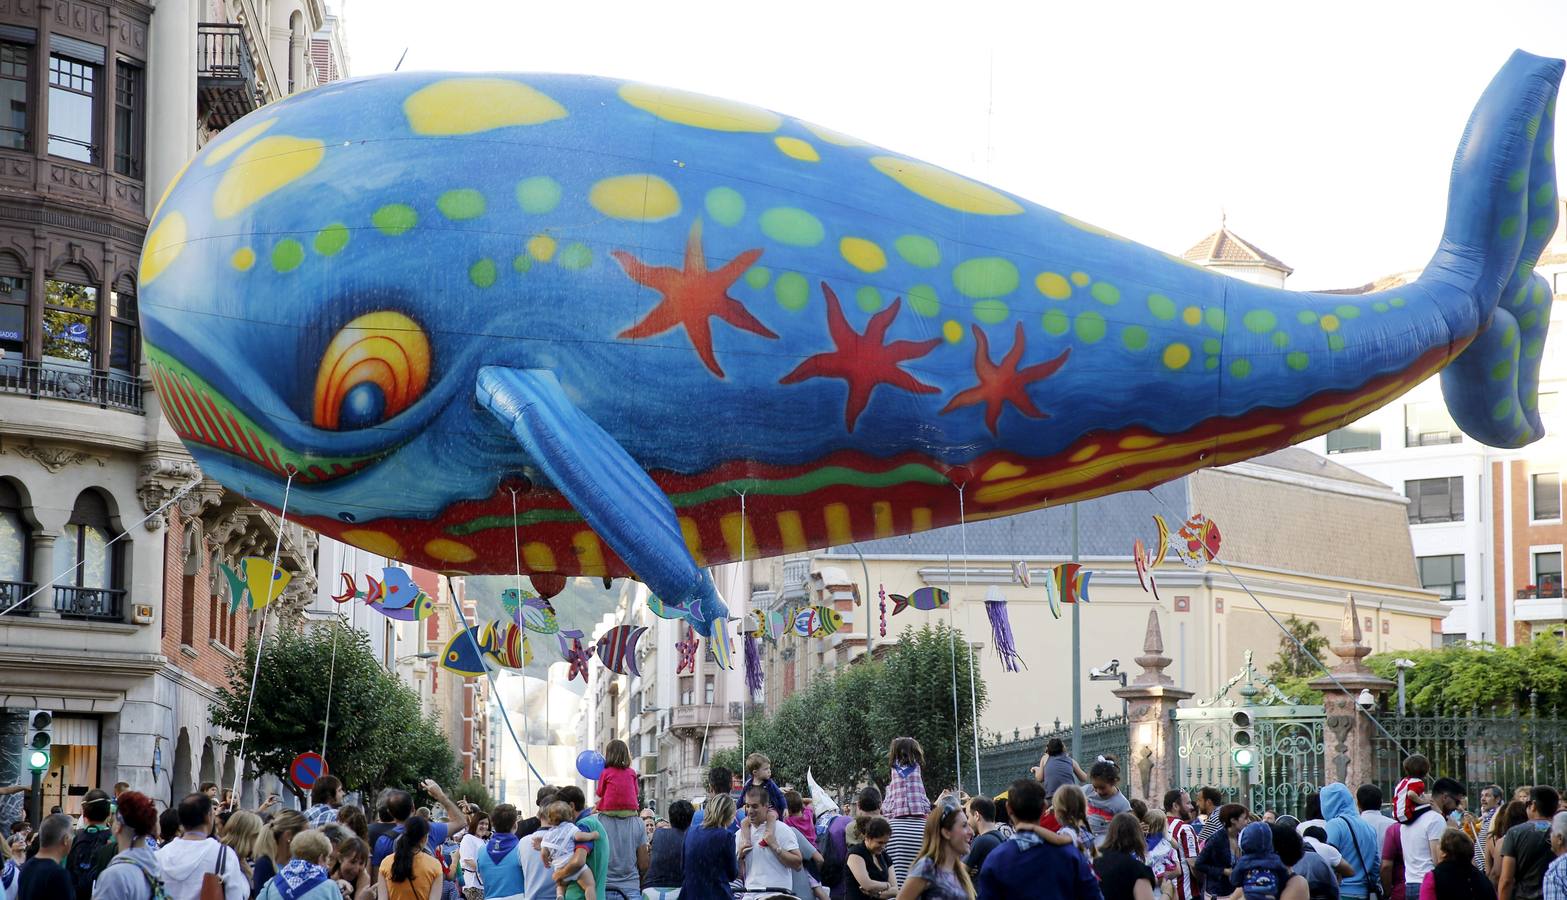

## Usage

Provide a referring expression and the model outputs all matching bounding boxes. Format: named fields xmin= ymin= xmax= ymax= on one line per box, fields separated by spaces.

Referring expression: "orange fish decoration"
xmin=1177 ymin=513 xmax=1222 ymax=566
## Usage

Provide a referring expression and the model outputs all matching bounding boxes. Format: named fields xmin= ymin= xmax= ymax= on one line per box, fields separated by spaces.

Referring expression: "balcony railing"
xmin=197 ymin=23 xmax=260 ymax=128
xmin=0 ymin=579 xmax=34 ymax=612
xmin=668 ymin=702 xmax=742 ymax=731
xmin=0 ymin=361 xmax=143 ymax=413
xmin=53 ymin=585 xmax=125 ymax=620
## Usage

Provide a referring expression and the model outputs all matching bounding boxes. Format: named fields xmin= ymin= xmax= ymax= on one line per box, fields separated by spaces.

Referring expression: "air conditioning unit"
xmin=132 ymin=603 xmax=154 ymax=625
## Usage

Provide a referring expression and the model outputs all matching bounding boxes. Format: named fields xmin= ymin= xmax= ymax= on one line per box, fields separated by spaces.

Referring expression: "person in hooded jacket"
xmin=1324 ymin=784 xmax=1383 ymax=900
xmin=156 ymin=793 xmax=249 ymax=900
xmin=92 ymin=790 xmax=163 ymax=900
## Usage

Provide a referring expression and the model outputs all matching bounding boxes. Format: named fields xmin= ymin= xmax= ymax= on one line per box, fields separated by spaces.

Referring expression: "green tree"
xmin=453 ymin=777 xmax=494 ymax=812
xmin=866 ymin=623 xmax=986 ymax=797
xmin=211 ymin=622 xmax=456 ymax=801
xmin=1268 ymin=616 xmax=1330 ymax=682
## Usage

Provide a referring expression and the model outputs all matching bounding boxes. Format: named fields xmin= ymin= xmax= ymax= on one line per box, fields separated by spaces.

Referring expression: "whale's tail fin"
xmin=1426 ymin=50 xmax=1562 ymax=448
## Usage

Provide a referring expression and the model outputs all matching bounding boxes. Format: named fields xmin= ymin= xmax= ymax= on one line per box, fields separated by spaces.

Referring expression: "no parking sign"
xmin=290 ymin=752 xmax=328 ymax=792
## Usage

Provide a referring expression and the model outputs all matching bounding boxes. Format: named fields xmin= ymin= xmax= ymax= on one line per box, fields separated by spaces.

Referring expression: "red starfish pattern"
xmin=780 ymin=283 xmax=943 ymax=431
xmin=941 ymin=322 xmax=1071 ymax=433
xmin=611 ymin=219 xmax=776 ymax=378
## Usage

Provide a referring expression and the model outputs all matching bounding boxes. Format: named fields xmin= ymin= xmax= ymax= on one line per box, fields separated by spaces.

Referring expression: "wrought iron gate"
xmin=1173 ymin=651 xmax=1325 ymax=817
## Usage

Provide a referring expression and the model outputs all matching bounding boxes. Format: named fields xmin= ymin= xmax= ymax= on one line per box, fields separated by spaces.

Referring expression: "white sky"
xmin=338 ymin=0 xmax=1567 ymax=288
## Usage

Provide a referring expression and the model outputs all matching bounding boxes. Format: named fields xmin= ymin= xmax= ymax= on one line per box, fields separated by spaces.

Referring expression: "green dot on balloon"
xmin=974 ymin=299 xmax=1010 ymax=324
xmin=704 ymin=187 xmax=746 ymax=226
xmin=760 ymin=207 xmax=825 ymax=247
xmin=1121 ymin=325 xmax=1148 ymax=351
xmin=908 ymin=284 xmax=940 ymax=317
xmin=855 ymin=286 xmax=882 ymax=313
xmin=894 ymin=235 xmax=941 ymax=268
xmin=775 ymin=272 xmax=810 ymax=310
xmin=1297 ymin=309 xmax=1318 ymax=325
xmin=1521 ymin=309 xmax=1539 ymax=330
xmin=1204 ymin=356 xmax=1219 ymax=370
xmin=1042 ymin=309 xmax=1070 ymax=336
xmin=512 ymin=254 xmax=532 ymax=273
xmin=469 ymin=258 xmax=497 ymax=288
xmin=313 ymin=223 xmax=350 ymax=256
xmin=1286 ymin=351 xmax=1310 ymax=371
xmin=372 ymin=204 xmax=417 ymax=236
xmin=1271 ymin=331 xmax=1289 ymax=349
xmin=1493 ymin=398 xmax=1514 ymax=420
xmin=1147 ymin=293 xmax=1176 ymax=320
xmin=745 ymin=266 xmax=771 ymax=289
xmin=271 ymin=239 xmax=304 ymax=272
xmin=1229 ymin=358 xmax=1251 ymax=378
xmin=952 ymin=258 xmax=1019 ymax=299
xmin=1202 ymin=338 xmax=1221 ymax=355
xmin=558 ymin=242 xmax=593 ymax=270
xmin=1390 ymin=297 xmax=1405 ymax=308
xmin=1090 ymin=282 xmax=1120 ymax=306
xmin=1334 ymin=304 xmax=1361 ymax=319
xmin=437 ymin=189 xmax=486 ymax=220
xmin=516 ymin=176 xmax=562 ymax=214
xmin=1372 ymin=301 xmax=1389 ymax=313
xmin=1204 ymin=308 xmax=1226 ymax=332
xmin=1242 ymin=310 xmax=1276 ymax=333
xmin=1491 ymin=359 xmax=1512 ymax=381
xmin=1327 ymin=334 xmax=1345 ymax=351
xmin=1074 ymin=311 xmax=1105 ymax=343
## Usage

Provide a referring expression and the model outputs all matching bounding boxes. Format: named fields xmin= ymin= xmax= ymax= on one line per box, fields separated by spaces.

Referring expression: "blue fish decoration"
xmin=594 ymin=624 xmax=646 ymax=677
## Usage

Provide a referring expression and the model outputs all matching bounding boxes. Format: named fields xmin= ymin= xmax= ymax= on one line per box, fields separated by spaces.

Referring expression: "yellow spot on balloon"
xmin=774 ymin=136 xmax=820 ymax=162
xmin=202 ymin=118 xmax=278 ymax=167
xmin=1119 ymin=435 xmax=1164 ymax=450
xmin=528 ymin=235 xmax=557 ymax=262
xmin=1163 ymin=343 xmax=1192 ymax=370
xmin=212 ymin=135 xmax=326 ymax=219
xmin=1036 ymin=272 xmax=1071 ymax=299
xmin=588 ymin=174 xmax=681 ymax=221
xmin=869 ymin=156 xmax=1023 ymax=216
xmin=573 ymin=531 xmax=608 ymax=577
xmin=942 ymin=320 xmax=964 ymax=343
xmin=1070 ymin=272 xmax=1090 ymax=286
xmin=522 ymin=542 xmax=556 ymax=572
xmin=404 ymin=78 xmax=566 ymax=135
xmin=1060 ymin=214 xmax=1128 ymax=241
xmin=677 ymin=517 xmax=707 ymax=566
xmin=799 ymin=120 xmax=870 ymax=146
xmin=342 ymin=529 xmax=404 ymax=559
xmin=839 ymin=237 xmax=887 ymax=273
xmin=425 ymin=539 xmax=477 ymax=563
xmin=230 ymin=247 xmax=255 ymax=271
xmin=618 ymin=83 xmax=781 ymax=132
xmin=823 ymin=503 xmax=854 ymax=547
xmin=1181 ymin=306 xmax=1202 ymax=326
xmin=1069 ymin=444 xmax=1100 ymax=463
xmin=982 ymin=461 xmax=1027 ymax=481
xmin=911 ymin=507 xmax=933 ymax=532
xmin=775 ymin=511 xmax=807 ymax=555
xmin=1319 ymin=314 xmax=1340 ymax=332
xmin=139 ymin=212 xmax=187 ymax=285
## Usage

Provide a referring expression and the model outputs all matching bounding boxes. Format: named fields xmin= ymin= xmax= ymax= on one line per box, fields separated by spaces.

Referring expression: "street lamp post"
xmin=1071 ymin=503 xmax=1081 ymax=761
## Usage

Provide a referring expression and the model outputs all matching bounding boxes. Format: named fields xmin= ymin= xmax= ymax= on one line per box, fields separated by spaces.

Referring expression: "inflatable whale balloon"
xmin=139 ymin=52 xmax=1561 ymax=642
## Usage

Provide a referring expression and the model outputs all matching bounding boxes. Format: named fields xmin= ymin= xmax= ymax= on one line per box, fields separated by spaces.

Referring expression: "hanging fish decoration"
xmin=330 ymin=568 xmax=437 ymax=621
xmin=647 ymin=593 xmax=685 ymax=620
xmin=744 ymin=628 xmax=764 ymax=696
xmin=1176 ymin=513 xmax=1222 ymax=567
xmin=518 ymin=594 xmax=560 ymax=635
xmin=675 ymin=625 xmax=699 ymax=674
xmin=792 ymin=605 xmax=844 ymax=638
xmin=440 ymin=624 xmax=493 ymax=677
xmin=559 ymin=632 xmax=592 ymax=683
xmin=1050 ymin=563 xmax=1092 ymax=605
xmin=706 ymin=618 xmax=734 ymax=670
xmin=983 ymin=584 xmax=1025 ymax=673
xmin=1013 ymin=562 xmax=1032 ymax=588
xmin=1045 ymin=577 xmax=1062 ymax=620
xmin=1133 ymin=538 xmax=1163 ymax=602
xmin=890 ymin=587 xmax=950 ymax=615
xmin=1150 ymin=515 xmax=1171 ymax=568
xmin=238 ymin=557 xmax=292 ymax=610
xmin=747 ymin=609 xmax=775 ymax=641
xmin=377 ymin=567 xmax=422 ymax=610
xmin=484 ymin=619 xmax=531 ymax=670
xmin=594 ymin=625 xmax=647 ymax=677
xmin=500 ymin=587 xmax=533 ymax=620
xmin=220 ymin=562 xmax=250 ymax=614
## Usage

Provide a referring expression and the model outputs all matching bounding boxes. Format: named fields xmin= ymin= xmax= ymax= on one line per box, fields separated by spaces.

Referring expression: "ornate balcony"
xmin=0 ymin=361 xmax=143 ymax=413
xmin=197 ymin=23 xmax=260 ymax=129
xmin=52 ymin=585 xmax=124 ymax=620
xmin=0 ymin=579 xmax=33 ymax=613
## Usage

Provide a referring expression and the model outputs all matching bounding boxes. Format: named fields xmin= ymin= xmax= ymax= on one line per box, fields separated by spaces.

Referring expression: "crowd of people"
xmin=4 ymin=741 xmax=1566 ymax=900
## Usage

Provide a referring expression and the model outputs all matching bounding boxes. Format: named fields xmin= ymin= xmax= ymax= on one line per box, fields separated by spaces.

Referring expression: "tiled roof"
xmin=1183 ymin=225 xmax=1293 ymax=274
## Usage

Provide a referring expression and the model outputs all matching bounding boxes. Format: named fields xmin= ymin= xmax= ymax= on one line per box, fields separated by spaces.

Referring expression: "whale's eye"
xmin=313 ymin=311 xmax=431 ymax=430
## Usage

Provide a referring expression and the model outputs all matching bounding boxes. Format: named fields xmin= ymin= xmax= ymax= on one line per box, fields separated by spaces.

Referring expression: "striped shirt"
xmin=1475 ymin=808 xmax=1497 ymax=871
xmin=1198 ymin=813 xmax=1224 ymax=849
xmin=1170 ymin=816 xmax=1200 ymax=900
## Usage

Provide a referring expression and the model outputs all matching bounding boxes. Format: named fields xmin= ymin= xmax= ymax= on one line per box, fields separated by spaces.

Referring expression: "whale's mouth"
xmin=145 ymin=344 xmax=390 ymax=486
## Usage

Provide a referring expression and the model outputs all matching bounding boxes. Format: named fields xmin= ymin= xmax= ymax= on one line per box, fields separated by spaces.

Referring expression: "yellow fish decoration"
xmin=242 ymin=557 xmax=292 ymax=610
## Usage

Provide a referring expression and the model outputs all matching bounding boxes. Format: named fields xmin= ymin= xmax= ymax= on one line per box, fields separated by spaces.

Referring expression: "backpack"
xmin=815 ymin=816 xmax=849 ymax=888
xmin=67 ymin=823 xmax=115 ymax=897
xmin=107 ymin=855 xmax=173 ymax=900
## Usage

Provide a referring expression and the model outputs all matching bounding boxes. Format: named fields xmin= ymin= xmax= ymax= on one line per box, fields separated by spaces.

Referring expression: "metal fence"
xmin=973 ymin=709 xmax=1130 ymax=797
xmin=1174 ymin=704 xmax=1325 ymax=818
xmin=1371 ymin=696 xmax=1567 ymax=808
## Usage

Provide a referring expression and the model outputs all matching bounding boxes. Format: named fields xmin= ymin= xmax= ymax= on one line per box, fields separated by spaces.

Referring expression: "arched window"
xmin=43 ymin=262 xmax=98 ymax=368
xmin=180 ymin=520 xmax=198 ymax=645
xmin=0 ymin=479 xmax=30 ymax=601
xmin=53 ymin=489 xmax=121 ymax=618
xmin=0 ymin=251 xmax=29 ymax=364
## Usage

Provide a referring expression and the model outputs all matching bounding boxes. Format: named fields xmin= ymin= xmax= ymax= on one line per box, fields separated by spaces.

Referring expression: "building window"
xmin=0 ymin=41 xmax=29 ymax=150
xmin=0 ymin=479 xmax=28 ymax=585
xmin=1536 ymin=551 xmax=1563 ymax=600
xmin=1535 ymin=473 xmax=1562 ymax=521
xmin=703 ymin=675 xmax=715 ymax=705
xmin=113 ymin=62 xmax=142 ymax=178
xmin=1326 ymin=422 xmax=1380 ymax=454
xmin=679 ymin=676 xmax=693 ymax=706
xmin=0 ymin=273 xmax=27 ymax=361
xmin=1405 ymin=401 xmax=1462 ymax=447
xmin=109 ymin=277 xmax=137 ymax=373
xmin=47 ymin=53 xmax=96 ymax=163
xmin=53 ymin=490 xmax=117 ymax=591
xmin=1406 ymin=477 xmax=1463 ymax=524
xmin=43 ymin=277 xmax=97 ymax=366
xmin=1417 ymin=554 xmax=1465 ymax=602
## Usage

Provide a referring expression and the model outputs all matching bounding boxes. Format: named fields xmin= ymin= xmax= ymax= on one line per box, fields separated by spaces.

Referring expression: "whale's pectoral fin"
xmin=474 ymin=366 xmax=730 ymax=643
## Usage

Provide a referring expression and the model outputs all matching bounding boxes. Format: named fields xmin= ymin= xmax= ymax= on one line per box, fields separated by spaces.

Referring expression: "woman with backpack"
xmin=91 ymin=790 xmax=164 ymax=900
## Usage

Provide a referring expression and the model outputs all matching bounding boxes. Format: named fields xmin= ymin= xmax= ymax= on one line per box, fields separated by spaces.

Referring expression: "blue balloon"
xmin=576 ymin=750 xmax=605 ymax=782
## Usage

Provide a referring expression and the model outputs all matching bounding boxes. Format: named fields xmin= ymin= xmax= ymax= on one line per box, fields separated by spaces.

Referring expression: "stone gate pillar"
xmin=1116 ymin=609 xmax=1194 ymax=804
xmin=1310 ymin=594 xmax=1392 ymax=788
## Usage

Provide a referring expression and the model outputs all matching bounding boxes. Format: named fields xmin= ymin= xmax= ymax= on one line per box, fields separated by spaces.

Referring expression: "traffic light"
xmin=25 ymin=709 xmax=51 ymax=772
xmin=1231 ymin=709 xmax=1255 ymax=769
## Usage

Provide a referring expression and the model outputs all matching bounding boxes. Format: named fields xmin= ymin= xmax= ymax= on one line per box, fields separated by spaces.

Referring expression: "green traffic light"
xmin=1232 ymin=746 xmax=1256 ymax=768
xmin=27 ymin=749 xmax=48 ymax=771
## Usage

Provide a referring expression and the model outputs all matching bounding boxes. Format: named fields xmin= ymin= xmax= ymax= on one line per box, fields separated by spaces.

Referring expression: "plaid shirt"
xmin=881 ymin=763 xmax=930 ymax=819
xmin=1543 ymin=853 xmax=1567 ymax=900
xmin=304 ymin=803 xmax=337 ymax=827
